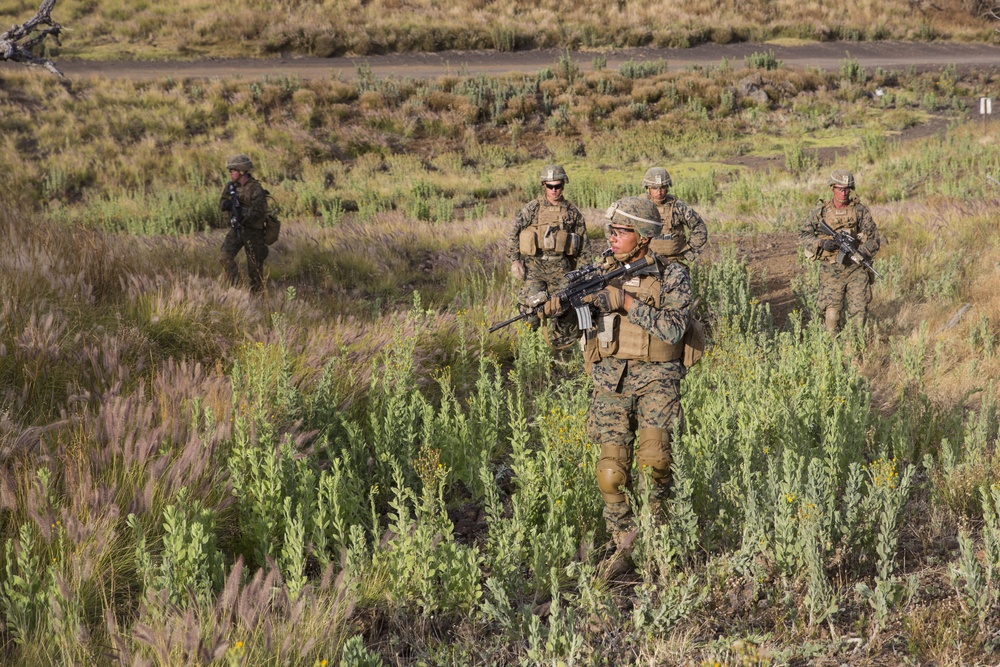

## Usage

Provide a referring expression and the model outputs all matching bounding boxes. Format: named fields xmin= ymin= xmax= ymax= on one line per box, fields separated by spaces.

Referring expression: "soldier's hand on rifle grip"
xmin=510 ymin=260 xmax=526 ymax=281
xmin=539 ymin=296 xmax=563 ymax=320
xmin=583 ymin=286 xmax=624 ymax=314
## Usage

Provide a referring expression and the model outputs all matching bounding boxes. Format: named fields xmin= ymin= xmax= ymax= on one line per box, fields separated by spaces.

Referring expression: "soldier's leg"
xmin=817 ymin=265 xmax=847 ymax=333
xmin=218 ymin=228 xmax=242 ymax=287
xmin=635 ymin=373 xmax=682 ymax=518
xmin=244 ymin=229 xmax=270 ymax=293
xmin=844 ymin=267 xmax=873 ymax=329
xmin=587 ymin=388 xmax=637 ymax=534
xmin=517 ymin=271 xmax=546 ymax=330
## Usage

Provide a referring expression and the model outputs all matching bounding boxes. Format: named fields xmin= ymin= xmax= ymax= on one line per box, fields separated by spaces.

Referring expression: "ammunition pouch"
xmin=648 ymin=235 xmax=686 ymax=257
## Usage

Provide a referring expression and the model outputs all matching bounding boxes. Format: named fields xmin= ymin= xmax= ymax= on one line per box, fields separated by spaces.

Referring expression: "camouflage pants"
xmin=220 ymin=226 xmax=269 ymax=292
xmin=518 ymin=255 xmax=579 ymax=349
xmin=587 ymin=357 xmax=684 ymax=533
xmin=817 ymin=262 xmax=872 ymax=327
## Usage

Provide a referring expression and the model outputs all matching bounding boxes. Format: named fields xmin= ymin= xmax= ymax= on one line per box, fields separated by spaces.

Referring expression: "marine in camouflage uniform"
xmin=641 ymin=167 xmax=708 ymax=264
xmin=799 ymin=170 xmax=880 ymax=332
xmin=506 ymin=165 xmax=589 ymax=349
xmin=219 ymin=154 xmax=269 ymax=292
xmin=579 ymin=196 xmax=691 ymax=571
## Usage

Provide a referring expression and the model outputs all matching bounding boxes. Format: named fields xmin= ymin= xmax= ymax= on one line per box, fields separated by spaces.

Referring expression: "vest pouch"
xmin=683 ymin=316 xmax=706 ymax=367
xmin=596 ymin=314 xmax=619 ymax=358
xmin=648 ymin=236 xmax=685 ymax=257
xmin=541 ymin=225 xmax=558 ymax=251
xmin=519 ymin=228 xmax=539 ymax=255
xmin=552 ymin=231 xmax=583 ymax=256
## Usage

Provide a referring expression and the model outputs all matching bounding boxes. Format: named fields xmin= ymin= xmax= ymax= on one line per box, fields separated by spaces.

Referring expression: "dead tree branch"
xmin=0 ymin=0 xmax=63 ymax=76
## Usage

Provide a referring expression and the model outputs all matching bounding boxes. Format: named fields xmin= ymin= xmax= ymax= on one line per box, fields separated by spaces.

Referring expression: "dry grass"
xmin=0 ymin=0 xmax=996 ymax=60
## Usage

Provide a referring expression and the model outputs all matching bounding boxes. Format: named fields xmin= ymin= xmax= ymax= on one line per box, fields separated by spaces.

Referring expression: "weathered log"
xmin=0 ymin=0 xmax=63 ymax=76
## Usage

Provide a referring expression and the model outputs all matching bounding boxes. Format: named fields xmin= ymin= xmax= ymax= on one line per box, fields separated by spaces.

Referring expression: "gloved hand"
xmin=821 ymin=239 xmax=839 ymax=252
xmin=510 ymin=260 xmax=526 ymax=281
xmin=583 ymin=287 xmax=625 ymax=314
xmin=539 ymin=295 xmax=563 ymax=319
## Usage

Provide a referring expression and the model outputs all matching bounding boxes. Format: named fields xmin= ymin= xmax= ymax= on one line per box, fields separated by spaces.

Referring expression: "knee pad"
xmin=636 ymin=427 xmax=671 ymax=485
xmin=596 ymin=443 xmax=631 ymax=504
xmin=824 ymin=306 xmax=841 ymax=333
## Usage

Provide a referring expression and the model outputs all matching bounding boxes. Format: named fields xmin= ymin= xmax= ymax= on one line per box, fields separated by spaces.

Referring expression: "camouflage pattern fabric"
xmin=219 ymin=177 xmax=268 ymax=229
xmin=507 ymin=197 xmax=589 ymax=348
xmin=587 ymin=259 xmax=691 ymax=533
xmin=800 ymin=199 xmax=879 ymax=327
xmin=219 ymin=176 xmax=269 ymax=292
xmin=646 ymin=194 xmax=708 ymax=260
xmin=817 ymin=262 xmax=872 ymax=325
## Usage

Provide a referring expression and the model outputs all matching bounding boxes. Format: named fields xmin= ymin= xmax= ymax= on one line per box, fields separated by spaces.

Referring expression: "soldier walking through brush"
xmin=579 ymin=196 xmax=692 ymax=577
xmin=507 ymin=165 xmax=589 ymax=351
xmin=219 ymin=154 xmax=269 ymax=293
xmin=641 ymin=167 xmax=708 ymax=264
xmin=799 ymin=170 xmax=880 ymax=332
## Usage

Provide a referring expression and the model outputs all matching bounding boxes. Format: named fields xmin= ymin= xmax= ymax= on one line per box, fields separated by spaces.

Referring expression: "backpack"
xmin=262 ymin=188 xmax=280 ymax=245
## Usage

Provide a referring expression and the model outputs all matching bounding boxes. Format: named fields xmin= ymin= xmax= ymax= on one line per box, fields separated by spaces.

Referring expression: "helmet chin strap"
xmin=612 ymin=239 xmax=648 ymax=263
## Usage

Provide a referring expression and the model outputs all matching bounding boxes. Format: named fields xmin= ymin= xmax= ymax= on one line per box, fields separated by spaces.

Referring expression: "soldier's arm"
xmin=678 ymin=200 xmax=708 ymax=255
xmin=243 ymin=183 xmax=268 ymax=227
xmin=626 ymin=264 xmax=691 ymax=344
xmin=220 ymin=185 xmax=233 ymax=211
xmin=799 ymin=207 xmax=824 ymax=258
xmin=857 ymin=206 xmax=880 ymax=258
xmin=566 ymin=203 xmax=592 ymax=263
xmin=506 ymin=201 xmax=537 ymax=263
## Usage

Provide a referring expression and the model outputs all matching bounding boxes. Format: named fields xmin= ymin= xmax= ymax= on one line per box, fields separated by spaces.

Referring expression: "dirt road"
xmin=51 ymin=41 xmax=1000 ymax=80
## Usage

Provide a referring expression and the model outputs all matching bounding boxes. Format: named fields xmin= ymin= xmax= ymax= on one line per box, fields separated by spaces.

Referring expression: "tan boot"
xmin=599 ymin=527 xmax=638 ymax=581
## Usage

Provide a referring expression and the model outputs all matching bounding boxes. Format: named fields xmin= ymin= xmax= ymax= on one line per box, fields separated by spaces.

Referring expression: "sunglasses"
xmin=544 ymin=182 xmax=564 ymax=190
xmin=606 ymin=225 xmax=635 ymax=238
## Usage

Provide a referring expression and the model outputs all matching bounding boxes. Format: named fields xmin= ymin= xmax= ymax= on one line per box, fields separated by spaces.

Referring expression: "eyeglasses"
xmin=606 ymin=226 xmax=635 ymax=238
xmin=833 ymin=186 xmax=850 ymax=192
xmin=544 ymin=182 xmax=564 ymax=191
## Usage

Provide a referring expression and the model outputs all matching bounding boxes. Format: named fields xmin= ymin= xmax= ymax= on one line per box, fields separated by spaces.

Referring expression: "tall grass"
xmin=1 ymin=54 xmax=1000 ymax=664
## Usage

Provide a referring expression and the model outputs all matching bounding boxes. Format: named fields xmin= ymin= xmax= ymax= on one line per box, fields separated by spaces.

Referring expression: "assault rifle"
xmin=489 ymin=256 xmax=651 ymax=333
xmin=817 ymin=220 xmax=882 ymax=280
xmin=227 ymin=182 xmax=243 ymax=244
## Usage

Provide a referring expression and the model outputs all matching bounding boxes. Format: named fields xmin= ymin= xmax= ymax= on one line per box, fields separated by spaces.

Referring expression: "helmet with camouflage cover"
xmin=827 ymin=169 xmax=854 ymax=189
xmin=540 ymin=165 xmax=569 ymax=184
xmin=642 ymin=167 xmax=672 ymax=189
xmin=605 ymin=196 xmax=662 ymax=239
xmin=226 ymin=154 xmax=253 ymax=173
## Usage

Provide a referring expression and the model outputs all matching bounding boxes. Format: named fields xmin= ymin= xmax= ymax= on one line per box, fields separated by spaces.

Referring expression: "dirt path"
xmin=46 ymin=41 xmax=1000 ymax=80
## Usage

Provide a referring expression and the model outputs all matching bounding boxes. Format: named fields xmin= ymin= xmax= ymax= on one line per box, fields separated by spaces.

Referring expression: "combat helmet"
xmin=226 ymin=154 xmax=253 ymax=173
xmin=827 ymin=169 xmax=854 ymax=189
xmin=642 ymin=167 xmax=672 ymax=189
xmin=540 ymin=165 xmax=569 ymax=184
xmin=605 ymin=196 xmax=662 ymax=239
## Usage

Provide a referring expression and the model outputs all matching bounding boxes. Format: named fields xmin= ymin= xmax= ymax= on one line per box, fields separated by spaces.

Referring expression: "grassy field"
xmin=1 ymin=0 xmax=999 ymax=60
xmin=1 ymin=49 xmax=1000 ymax=665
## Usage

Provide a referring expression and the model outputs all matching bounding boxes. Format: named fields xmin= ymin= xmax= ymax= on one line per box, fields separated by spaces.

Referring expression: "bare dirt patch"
xmin=39 ymin=41 xmax=1000 ymax=81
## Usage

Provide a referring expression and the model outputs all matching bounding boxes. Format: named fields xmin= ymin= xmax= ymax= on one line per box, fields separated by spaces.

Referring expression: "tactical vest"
xmin=590 ymin=272 xmax=684 ymax=362
xmin=646 ymin=197 xmax=686 ymax=257
xmin=518 ymin=200 xmax=582 ymax=258
xmin=818 ymin=200 xmax=863 ymax=262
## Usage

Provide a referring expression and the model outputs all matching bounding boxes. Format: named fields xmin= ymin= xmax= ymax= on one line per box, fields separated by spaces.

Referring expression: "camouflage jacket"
xmin=506 ymin=197 xmax=588 ymax=263
xmin=591 ymin=254 xmax=691 ymax=387
xmin=799 ymin=198 xmax=879 ymax=261
xmin=622 ymin=256 xmax=692 ymax=345
xmin=646 ymin=193 xmax=708 ymax=257
xmin=220 ymin=177 xmax=267 ymax=229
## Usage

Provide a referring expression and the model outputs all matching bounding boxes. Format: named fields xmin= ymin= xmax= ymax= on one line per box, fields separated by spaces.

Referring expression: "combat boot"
xmin=598 ymin=526 xmax=638 ymax=581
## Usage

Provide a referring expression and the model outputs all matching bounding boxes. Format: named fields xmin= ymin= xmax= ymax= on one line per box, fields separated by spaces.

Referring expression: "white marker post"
xmin=981 ymin=97 xmax=992 ymax=131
